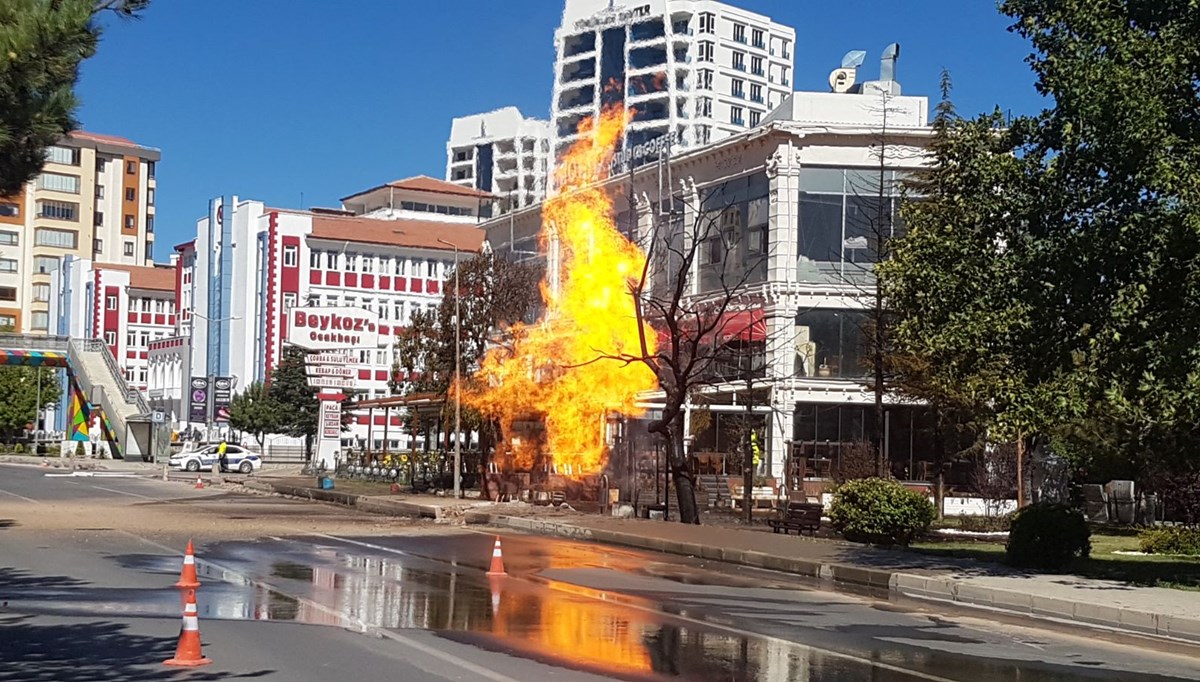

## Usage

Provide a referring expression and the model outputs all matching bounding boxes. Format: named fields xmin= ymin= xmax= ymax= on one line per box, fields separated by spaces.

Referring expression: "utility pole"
xmin=437 ymin=238 xmax=463 ymax=499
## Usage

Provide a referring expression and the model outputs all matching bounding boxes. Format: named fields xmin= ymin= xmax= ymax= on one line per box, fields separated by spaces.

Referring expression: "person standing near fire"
xmin=217 ymin=439 xmax=229 ymax=473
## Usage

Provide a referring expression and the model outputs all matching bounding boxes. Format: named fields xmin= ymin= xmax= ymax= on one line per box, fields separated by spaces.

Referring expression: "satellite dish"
xmin=841 ymin=50 xmax=867 ymax=69
xmin=829 ymin=68 xmax=857 ymax=93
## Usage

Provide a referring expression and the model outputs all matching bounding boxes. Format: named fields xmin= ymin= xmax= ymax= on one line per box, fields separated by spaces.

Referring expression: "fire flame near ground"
xmin=466 ymin=107 xmax=658 ymax=476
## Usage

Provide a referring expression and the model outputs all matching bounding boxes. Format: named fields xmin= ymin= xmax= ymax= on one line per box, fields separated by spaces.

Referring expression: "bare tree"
xmin=971 ymin=442 xmax=1017 ymax=517
xmin=589 ymin=179 xmax=770 ymax=524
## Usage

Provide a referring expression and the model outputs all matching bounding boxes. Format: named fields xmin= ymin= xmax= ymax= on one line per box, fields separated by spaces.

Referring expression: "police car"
xmin=169 ymin=444 xmax=262 ymax=474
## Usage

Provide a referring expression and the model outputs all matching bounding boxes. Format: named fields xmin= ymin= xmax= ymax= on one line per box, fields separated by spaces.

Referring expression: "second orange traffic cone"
xmin=486 ymin=536 xmax=507 ymax=577
xmin=194 ymin=475 xmax=204 ymax=489
xmin=174 ymin=539 xmax=201 ymax=590
xmin=163 ymin=589 xmax=212 ymax=667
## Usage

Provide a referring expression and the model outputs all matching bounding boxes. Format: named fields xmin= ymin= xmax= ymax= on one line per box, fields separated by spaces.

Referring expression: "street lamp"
xmin=436 ymin=237 xmax=463 ymax=499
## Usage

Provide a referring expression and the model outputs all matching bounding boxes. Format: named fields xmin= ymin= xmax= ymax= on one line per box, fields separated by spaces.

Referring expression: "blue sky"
xmin=79 ymin=1 xmax=1043 ymax=258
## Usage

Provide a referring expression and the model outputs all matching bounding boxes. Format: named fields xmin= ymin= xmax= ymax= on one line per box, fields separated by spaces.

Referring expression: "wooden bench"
xmin=767 ymin=502 xmax=823 ymax=535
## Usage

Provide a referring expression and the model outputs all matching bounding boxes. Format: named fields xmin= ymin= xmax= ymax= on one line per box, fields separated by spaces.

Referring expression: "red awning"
xmin=653 ymin=309 xmax=766 ymax=349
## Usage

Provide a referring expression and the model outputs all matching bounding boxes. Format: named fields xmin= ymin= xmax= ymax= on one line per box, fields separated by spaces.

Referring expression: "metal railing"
xmin=71 ymin=338 xmax=149 ymax=414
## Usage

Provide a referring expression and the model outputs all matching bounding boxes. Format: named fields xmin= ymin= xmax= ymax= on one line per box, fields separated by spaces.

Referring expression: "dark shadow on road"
xmin=0 ymin=519 xmax=16 ymax=529
xmin=0 ymin=615 xmax=274 ymax=681
xmin=0 ymin=567 xmax=87 ymax=592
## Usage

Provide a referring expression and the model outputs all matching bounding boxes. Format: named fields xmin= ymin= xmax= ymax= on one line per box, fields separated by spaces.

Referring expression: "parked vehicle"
xmin=169 ymin=444 xmax=261 ymax=474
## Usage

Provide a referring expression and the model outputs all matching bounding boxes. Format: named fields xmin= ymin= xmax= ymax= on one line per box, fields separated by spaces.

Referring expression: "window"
xmin=782 ymin=40 xmax=791 ymax=59
xmin=750 ymin=83 xmax=763 ymax=103
xmin=733 ymin=23 xmax=746 ymax=43
xmin=32 ymin=283 xmax=49 ymax=302
xmin=124 ymin=187 xmax=136 ymax=202
xmin=695 ymin=124 xmax=712 ymax=145
xmin=425 ymin=259 xmax=436 ymax=278
xmin=36 ymin=172 xmax=80 ymax=194
xmin=34 ymin=228 xmax=77 ymax=249
xmin=395 ymin=258 xmax=404 ymax=275
xmin=126 ymin=332 xmax=136 ymax=348
xmin=139 ymin=331 xmax=149 ymax=347
xmin=124 ymin=214 xmax=134 ymax=229
xmin=153 ymin=299 xmax=164 ymax=313
xmin=730 ymin=106 xmax=745 ymax=126
xmin=93 ymin=238 xmax=103 ymax=253
xmin=95 ymin=185 xmax=104 ymax=199
xmin=46 ymin=146 xmax=79 ymax=166
xmin=346 ymin=253 xmax=359 ymax=272
xmin=126 ymin=160 xmax=136 ymax=175
xmin=696 ymin=96 xmax=712 ymax=117
xmin=104 ymin=331 xmax=116 ymax=346
xmin=140 ymin=298 xmax=150 ymax=313
xmin=731 ymin=78 xmax=744 ymax=98
xmin=751 ymin=28 xmax=764 ymax=49
xmin=310 ymin=249 xmax=322 ymax=269
xmin=123 ymin=241 xmax=135 ymax=257
xmin=0 ymin=258 xmax=16 ymax=273
xmin=0 ymin=314 xmax=15 ymax=329
xmin=698 ymin=41 xmax=714 ymax=62
xmin=698 ymin=12 xmax=715 ymax=33
xmin=283 ymin=245 xmax=298 ymax=267
xmin=362 ymin=255 xmax=374 ymax=273
xmin=147 ymin=188 xmax=155 ymax=205
xmin=106 ymin=295 xmax=118 ymax=310
xmin=31 ymin=311 xmax=48 ymax=330
xmin=697 ymin=69 xmax=713 ymax=91
xmin=0 ymin=286 xmax=15 ymax=301
xmin=146 ymin=215 xmax=153 ymax=233
xmin=732 ymin=51 xmax=745 ymax=71
xmin=749 ymin=110 xmax=761 ymax=126
xmin=0 ymin=231 xmax=17 ymax=245
xmin=706 ymin=237 xmax=723 ymax=264
xmin=33 ymin=256 xmax=57 ymax=274
xmin=96 ymin=158 xmax=107 ymax=173
xmin=325 ymin=251 xmax=337 ymax=269
xmin=0 ymin=202 xmax=19 ymax=218
xmin=751 ymin=56 xmax=763 ymax=77
xmin=37 ymin=200 xmax=78 ymax=221
xmin=147 ymin=161 xmax=155 ymax=178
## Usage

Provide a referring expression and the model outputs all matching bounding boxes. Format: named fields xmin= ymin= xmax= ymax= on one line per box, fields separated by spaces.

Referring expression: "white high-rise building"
xmin=446 ymin=107 xmax=551 ymax=214
xmin=551 ymin=0 xmax=795 ymax=167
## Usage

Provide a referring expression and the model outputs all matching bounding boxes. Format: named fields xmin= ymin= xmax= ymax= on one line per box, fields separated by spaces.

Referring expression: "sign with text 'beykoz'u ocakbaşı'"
xmin=287 ymin=306 xmax=381 ymax=351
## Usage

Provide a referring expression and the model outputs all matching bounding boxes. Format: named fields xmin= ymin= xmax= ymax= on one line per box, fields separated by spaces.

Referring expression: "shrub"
xmin=1006 ymin=502 xmax=1091 ymax=570
xmin=958 ymin=514 xmax=1012 ymax=533
xmin=829 ymin=477 xmax=936 ymax=546
xmin=12 ymin=443 xmax=24 ymax=454
xmin=1139 ymin=527 xmax=1200 ymax=556
xmin=74 ymin=441 xmax=85 ymax=458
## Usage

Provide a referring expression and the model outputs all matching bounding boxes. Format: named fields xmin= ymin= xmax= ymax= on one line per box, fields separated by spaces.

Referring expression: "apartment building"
xmin=551 ymin=0 xmax=795 ymax=175
xmin=0 ymin=132 xmax=159 ymax=333
xmin=446 ymin=107 xmax=552 ymax=214
xmin=147 ymin=177 xmax=489 ymax=448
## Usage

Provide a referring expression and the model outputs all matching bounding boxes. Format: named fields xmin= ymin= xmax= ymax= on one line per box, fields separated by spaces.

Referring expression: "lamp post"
xmin=436 ymin=238 xmax=463 ymax=499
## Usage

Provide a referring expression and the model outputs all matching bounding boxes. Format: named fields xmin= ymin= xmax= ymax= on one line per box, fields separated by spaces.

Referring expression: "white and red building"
xmin=147 ymin=176 xmax=489 ymax=449
xmin=52 ymin=259 xmax=178 ymax=393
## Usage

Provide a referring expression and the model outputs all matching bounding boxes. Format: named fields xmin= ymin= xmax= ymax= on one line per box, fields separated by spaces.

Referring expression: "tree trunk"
xmin=1016 ymin=434 xmax=1026 ymax=508
xmin=652 ymin=415 xmax=699 ymax=524
xmin=933 ymin=420 xmax=946 ymax=521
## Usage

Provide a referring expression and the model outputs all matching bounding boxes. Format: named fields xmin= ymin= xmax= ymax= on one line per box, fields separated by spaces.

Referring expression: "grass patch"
xmin=912 ymin=529 xmax=1200 ymax=591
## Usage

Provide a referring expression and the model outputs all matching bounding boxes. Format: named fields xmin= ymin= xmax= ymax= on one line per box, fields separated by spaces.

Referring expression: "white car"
xmin=169 ymin=444 xmax=262 ymax=474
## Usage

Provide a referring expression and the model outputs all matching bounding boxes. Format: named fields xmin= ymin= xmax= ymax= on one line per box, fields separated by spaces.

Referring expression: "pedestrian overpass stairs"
xmin=0 ymin=332 xmax=163 ymax=461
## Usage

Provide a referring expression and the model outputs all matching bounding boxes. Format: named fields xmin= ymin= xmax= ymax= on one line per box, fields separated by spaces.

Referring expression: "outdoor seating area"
xmin=766 ymin=500 xmax=823 ymax=535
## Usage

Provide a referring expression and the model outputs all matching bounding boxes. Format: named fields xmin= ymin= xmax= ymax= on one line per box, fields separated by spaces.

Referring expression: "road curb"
xmin=476 ymin=512 xmax=1200 ymax=646
xmin=254 ymin=481 xmax=458 ymax=520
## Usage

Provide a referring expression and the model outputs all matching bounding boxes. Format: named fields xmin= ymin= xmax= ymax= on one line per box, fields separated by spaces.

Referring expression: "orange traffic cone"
xmin=174 ymin=539 xmax=201 ymax=590
xmin=194 ymin=476 xmax=204 ymax=489
xmin=486 ymin=536 xmax=507 ymax=577
xmin=163 ymin=589 xmax=212 ymax=667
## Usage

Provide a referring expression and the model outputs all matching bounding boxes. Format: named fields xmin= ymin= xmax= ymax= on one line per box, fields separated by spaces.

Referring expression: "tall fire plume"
xmin=466 ymin=106 xmax=658 ymax=475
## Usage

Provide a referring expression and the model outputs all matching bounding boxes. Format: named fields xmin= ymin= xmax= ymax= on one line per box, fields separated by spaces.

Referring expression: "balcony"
xmin=751 ymin=67 xmax=764 ymax=77
xmin=732 ymin=89 xmax=745 ymax=99
xmin=750 ymin=94 xmax=764 ymax=104
xmin=671 ymin=23 xmax=692 ymax=35
xmin=732 ymin=63 xmax=746 ymax=72
xmin=752 ymin=39 xmax=765 ymax=50
xmin=733 ymin=34 xmax=747 ymax=45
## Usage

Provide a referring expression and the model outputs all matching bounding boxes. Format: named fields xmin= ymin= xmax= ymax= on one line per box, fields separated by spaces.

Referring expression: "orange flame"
xmin=467 ymin=106 xmax=658 ymax=475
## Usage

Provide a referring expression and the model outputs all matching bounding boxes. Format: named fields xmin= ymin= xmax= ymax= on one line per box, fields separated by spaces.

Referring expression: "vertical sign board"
xmin=213 ymin=377 xmax=233 ymax=423
xmin=286 ymin=306 xmax=383 ymax=471
xmin=188 ymin=377 xmax=209 ymax=424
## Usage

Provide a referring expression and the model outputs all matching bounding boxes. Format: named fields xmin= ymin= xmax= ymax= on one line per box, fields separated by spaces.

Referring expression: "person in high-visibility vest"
xmin=750 ymin=430 xmax=762 ymax=471
xmin=217 ymin=439 xmax=229 ymax=473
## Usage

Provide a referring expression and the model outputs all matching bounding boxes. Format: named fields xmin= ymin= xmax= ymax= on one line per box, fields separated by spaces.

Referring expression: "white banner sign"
xmin=306 ymin=365 xmax=354 ymax=378
xmin=319 ymin=400 xmax=341 ymax=440
xmin=309 ymin=351 xmax=355 ymax=365
xmin=288 ymin=306 xmax=381 ymax=351
xmin=307 ymin=376 xmax=357 ymax=389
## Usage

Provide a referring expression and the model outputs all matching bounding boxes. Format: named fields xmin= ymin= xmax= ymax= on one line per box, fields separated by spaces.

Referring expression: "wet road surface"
xmin=1 ymin=463 xmax=1198 ymax=681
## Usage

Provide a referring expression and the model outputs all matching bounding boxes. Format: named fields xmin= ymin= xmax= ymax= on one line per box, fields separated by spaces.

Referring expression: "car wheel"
xmin=185 ymin=460 xmax=200 ymax=472
xmin=239 ymin=461 xmax=253 ymax=474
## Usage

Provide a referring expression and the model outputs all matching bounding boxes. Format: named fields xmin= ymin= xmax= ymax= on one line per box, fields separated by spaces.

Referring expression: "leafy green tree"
xmin=0 ymin=366 xmax=61 ymax=437
xmin=270 ymin=345 xmax=318 ymax=455
xmin=392 ymin=251 xmax=541 ymax=450
xmin=227 ymin=381 xmax=282 ymax=448
xmin=0 ymin=1 xmax=150 ymax=194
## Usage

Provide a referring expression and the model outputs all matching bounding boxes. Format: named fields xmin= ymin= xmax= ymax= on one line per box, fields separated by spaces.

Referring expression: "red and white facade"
xmin=148 ymin=177 xmax=490 ymax=449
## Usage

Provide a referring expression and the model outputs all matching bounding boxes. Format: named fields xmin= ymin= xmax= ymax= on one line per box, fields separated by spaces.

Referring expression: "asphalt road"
xmin=1 ymin=463 xmax=1198 ymax=681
